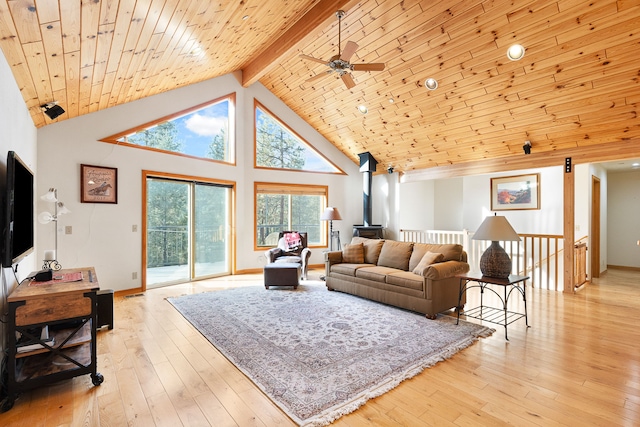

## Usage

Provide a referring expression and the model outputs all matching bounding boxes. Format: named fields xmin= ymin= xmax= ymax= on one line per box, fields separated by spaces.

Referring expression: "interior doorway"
xmin=591 ymin=175 xmax=601 ymax=279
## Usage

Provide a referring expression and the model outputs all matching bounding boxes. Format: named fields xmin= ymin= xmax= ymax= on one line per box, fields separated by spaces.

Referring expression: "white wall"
xmin=607 ymin=169 xmax=640 ymax=268
xmin=462 ymin=166 xmax=565 ymax=234
xmin=434 ymin=177 xmax=463 ymax=230
xmin=393 ymin=166 xmax=565 ymax=238
xmin=36 ymin=73 xmax=361 ymax=292
xmin=396 ymin=180 xmax=435 ymax=231
xmin=0 ymin=49 xmax=38 ymax=369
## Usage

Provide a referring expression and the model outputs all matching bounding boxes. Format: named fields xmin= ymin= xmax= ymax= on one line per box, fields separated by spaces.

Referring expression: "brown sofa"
xmin=324 ymin=237 xmax=470 ymax=318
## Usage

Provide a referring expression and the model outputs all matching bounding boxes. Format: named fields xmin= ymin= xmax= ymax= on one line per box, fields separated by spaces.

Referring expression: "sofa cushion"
xmin=342 ymin=243 xmax=365 ymax=264
xmin=331 ymin=263 xmax=372 ymax=276
xmin=386 ymin=271 xmax=425 ymax=292
xmin=355 ymin=266 xmax=399 ymax=282
xmin=409 ymin=243 xmax=464 ymax=270
xmin=377 ymin=240 xmax=414 ymax=271
xmin=412 ymin=251 xmax=445 ymax=276
xmin=351 ymin=237 xmax=385 ymax=265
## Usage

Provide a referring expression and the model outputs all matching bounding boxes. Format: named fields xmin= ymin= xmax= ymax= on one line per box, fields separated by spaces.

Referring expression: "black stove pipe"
xmin=358 ymin=152 xmax=378 ymax=227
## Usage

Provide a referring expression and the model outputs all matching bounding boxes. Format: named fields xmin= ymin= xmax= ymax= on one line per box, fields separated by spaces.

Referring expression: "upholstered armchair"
xmin=264 ymin=231 xmax=311 ymax=279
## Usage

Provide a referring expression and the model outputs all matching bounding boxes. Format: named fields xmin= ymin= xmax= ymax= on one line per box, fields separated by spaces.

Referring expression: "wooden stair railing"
xmin=400 ymin=229 xmax=578 ymax=292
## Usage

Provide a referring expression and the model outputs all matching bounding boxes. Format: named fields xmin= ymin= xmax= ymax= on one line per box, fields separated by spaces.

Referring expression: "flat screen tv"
xmin=2 ymin=151 xmax=34 ymax=267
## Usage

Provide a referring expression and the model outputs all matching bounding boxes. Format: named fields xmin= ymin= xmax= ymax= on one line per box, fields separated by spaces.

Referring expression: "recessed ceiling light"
xmin=242 ymin=15 xmax=249 ymax=20
xmin=389 ymin=98 xmax=394 ymax=103
xmin=357 ymin=105 xmax=368 ymax=114
xmin=507 ymin=44 xmax=525 ymax=61
xmin=425 ymin=78 xmax=438 ymax=90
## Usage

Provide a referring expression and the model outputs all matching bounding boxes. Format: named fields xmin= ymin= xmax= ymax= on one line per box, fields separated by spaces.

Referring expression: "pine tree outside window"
xmin=254 ymin=100 xmax=343 ymax=174
xmin=100 ymin=94 xmax=235 ymax=164
xmin=255 ymin=182 xmax=327 ymax=248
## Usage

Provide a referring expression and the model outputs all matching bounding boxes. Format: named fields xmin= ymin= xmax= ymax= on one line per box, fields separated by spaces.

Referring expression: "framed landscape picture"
xmin=491 ymin=173 xmax=540 ymax=211
xmin=81 ymin=164 xmax=118 ymax=204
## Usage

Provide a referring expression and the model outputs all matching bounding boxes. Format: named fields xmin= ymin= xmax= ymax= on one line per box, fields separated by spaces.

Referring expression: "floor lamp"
xmin=321 ymin=207 xmax=343 ymax=251
xmin=38 ymin=188 xmax=70 ymax=270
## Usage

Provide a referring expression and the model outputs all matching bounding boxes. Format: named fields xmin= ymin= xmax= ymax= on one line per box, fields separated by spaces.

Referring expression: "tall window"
xmin=254 ymin=100 xmax=343 ymax=174
xmin=255 ymin=182 xmax=327 ymax=248
xmin=100 ymin=94 xmax=236 ymax=164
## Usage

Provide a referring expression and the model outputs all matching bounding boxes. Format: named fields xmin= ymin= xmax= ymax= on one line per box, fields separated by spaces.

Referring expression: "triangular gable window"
xmin=254 ymin=100 xmax=344 ymax=174
xmin=100 ymin=94 xmax=235 ymax=164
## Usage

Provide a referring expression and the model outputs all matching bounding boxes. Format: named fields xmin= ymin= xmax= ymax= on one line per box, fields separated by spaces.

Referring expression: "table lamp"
xmin=472 ymin=214 xmax=521 ymax=278
xmin=321 ymin=207 xmax=342 ymax=251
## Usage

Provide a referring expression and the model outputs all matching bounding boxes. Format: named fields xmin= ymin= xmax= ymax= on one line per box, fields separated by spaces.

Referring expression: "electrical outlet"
xmin=132 ymin=224 xmax=137 ymax=232
xmin=132 ymin=272 xmax=137 ymax=280
xmin=65 ymin=226 xmax=72 ymax=234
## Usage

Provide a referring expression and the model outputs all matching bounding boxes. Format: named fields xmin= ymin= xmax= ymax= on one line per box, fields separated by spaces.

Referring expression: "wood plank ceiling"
xmin=1 ymin=0 xmax=639 ymax=175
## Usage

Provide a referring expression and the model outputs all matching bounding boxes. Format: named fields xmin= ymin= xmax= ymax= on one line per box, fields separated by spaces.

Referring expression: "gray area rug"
xmin=168 ymin=283 xmax=494 ymax=426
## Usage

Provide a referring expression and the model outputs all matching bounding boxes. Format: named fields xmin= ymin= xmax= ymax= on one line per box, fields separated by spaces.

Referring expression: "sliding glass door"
xmin=145 ymin=175 xmax=232 ymax=288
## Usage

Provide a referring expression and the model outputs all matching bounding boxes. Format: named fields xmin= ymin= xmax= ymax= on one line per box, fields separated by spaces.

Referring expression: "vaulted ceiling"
xmin=1 ymin=0 xmax=639 ymax=175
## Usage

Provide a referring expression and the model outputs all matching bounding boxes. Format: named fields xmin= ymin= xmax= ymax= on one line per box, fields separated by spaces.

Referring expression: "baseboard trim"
xmin=607 ymin=265 xmax=640 ymax=272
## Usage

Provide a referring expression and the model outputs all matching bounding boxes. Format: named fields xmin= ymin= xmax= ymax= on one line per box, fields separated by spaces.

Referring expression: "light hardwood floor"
xmin=1 ymin=268 xmax=639 ymax=426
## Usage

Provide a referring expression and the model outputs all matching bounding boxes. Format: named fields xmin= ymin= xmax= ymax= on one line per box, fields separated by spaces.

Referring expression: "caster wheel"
xmin=0 ymin=397 xmax=15 ymax=413
xmin=92 ymin=373 xmax=104 ymax=386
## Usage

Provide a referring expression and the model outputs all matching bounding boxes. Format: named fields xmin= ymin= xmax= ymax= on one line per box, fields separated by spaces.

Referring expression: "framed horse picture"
xmin=81 ymin=164 xmax=118 ymax=204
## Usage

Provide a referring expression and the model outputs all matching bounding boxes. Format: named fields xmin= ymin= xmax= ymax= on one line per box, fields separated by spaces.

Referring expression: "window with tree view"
xmin=255 ymin=100 xmax=342 ymax=173
xmin=256 ymin=183 xmax=327 ymax=248
xmin=101 ymin=94 xmax=235 ymax=163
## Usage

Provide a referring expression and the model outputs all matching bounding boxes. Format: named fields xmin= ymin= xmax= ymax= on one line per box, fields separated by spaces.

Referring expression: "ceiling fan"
xmin=300 ymin=10 xmax=385 ymax=89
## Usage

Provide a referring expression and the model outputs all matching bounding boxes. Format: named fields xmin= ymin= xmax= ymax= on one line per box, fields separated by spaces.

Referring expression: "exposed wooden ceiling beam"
xmin=401 ymin=139 xmax=640 ymax=182
xmin=241 ymin=0 xmax=360 ymax=87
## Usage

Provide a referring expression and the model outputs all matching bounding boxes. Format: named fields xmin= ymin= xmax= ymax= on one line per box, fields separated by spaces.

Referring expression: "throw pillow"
xmin=377 ymin=240 xmax=414 ymax=270
xmin=350 ymin=237 xmax=385 ymax=264
xmin=412 ymin=251 xmax=445 ymax=276
xmin=342 ymin=243 xmax=365 ymax=264
xmin=283 ymin=232 xmax=302 ymax=250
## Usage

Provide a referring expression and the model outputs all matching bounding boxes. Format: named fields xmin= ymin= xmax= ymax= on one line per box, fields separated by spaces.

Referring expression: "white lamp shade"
xmin=57 ymin=204 xmax=71 ymax=215
xmin=40 ymin=189 xmax=57 ymax=202
xmin=321 ymin=207 xmax=342 ymax=221
xmin=38 ymin=211 xmax=54 ymax=224
xmin=472 ymin=215 xmax=521 ymax=242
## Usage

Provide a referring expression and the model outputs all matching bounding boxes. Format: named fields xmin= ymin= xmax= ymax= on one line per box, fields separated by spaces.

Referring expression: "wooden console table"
xmin=2 ymin=267 xmax=104 ymax=412
xmin=456 ymin=273 xmax=530 ymax=340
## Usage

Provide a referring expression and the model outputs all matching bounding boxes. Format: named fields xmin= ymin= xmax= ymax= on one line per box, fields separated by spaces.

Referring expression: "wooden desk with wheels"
xmin=456 ymin=273 xmax=530 ymax=340
xmin=2 ymin=267 xmax=104 ymax=412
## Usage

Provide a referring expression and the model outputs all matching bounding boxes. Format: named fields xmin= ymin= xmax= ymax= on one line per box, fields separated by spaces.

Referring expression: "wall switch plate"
xmin=65 ymin=226 xmax=72 ymax=234
xmin=132 ymin=224 xmax=137 ymax=232
xmin=132 ymin=272 xmax=137 ymax=280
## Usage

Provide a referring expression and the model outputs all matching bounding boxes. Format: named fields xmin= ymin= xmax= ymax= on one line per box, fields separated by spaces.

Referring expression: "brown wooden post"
xmin=563 ymin=158 xmax=575 ymax=293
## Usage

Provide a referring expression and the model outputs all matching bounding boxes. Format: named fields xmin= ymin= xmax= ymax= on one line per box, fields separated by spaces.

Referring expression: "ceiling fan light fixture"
xmin=507 ymin=44 xmax=525 ymax=61
xmin=300 ymin=10 xmax=385 ymax=90
xmin=357 ymin=105 xmax=368 ymax=114
xmin=425 ymin=78 xmax=438 ymax=90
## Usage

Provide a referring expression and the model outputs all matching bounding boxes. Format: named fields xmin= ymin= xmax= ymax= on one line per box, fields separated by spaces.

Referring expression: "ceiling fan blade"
xmin=305 ymin=71 xmax=330 ymax=83
xmin=299 ymin=54 xmax=328 ymax=65
xmin=352 ymin=63 xmax=386 ymax=72
xmin=341 ymin=73 xmax=356 ymax=89
xmin=340 ymin=41 xmax=359 ymax=62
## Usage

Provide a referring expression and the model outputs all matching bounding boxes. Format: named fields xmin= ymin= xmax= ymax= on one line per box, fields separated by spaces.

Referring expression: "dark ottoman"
xmin=264 ymin=262 xmax=301 ymax=289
